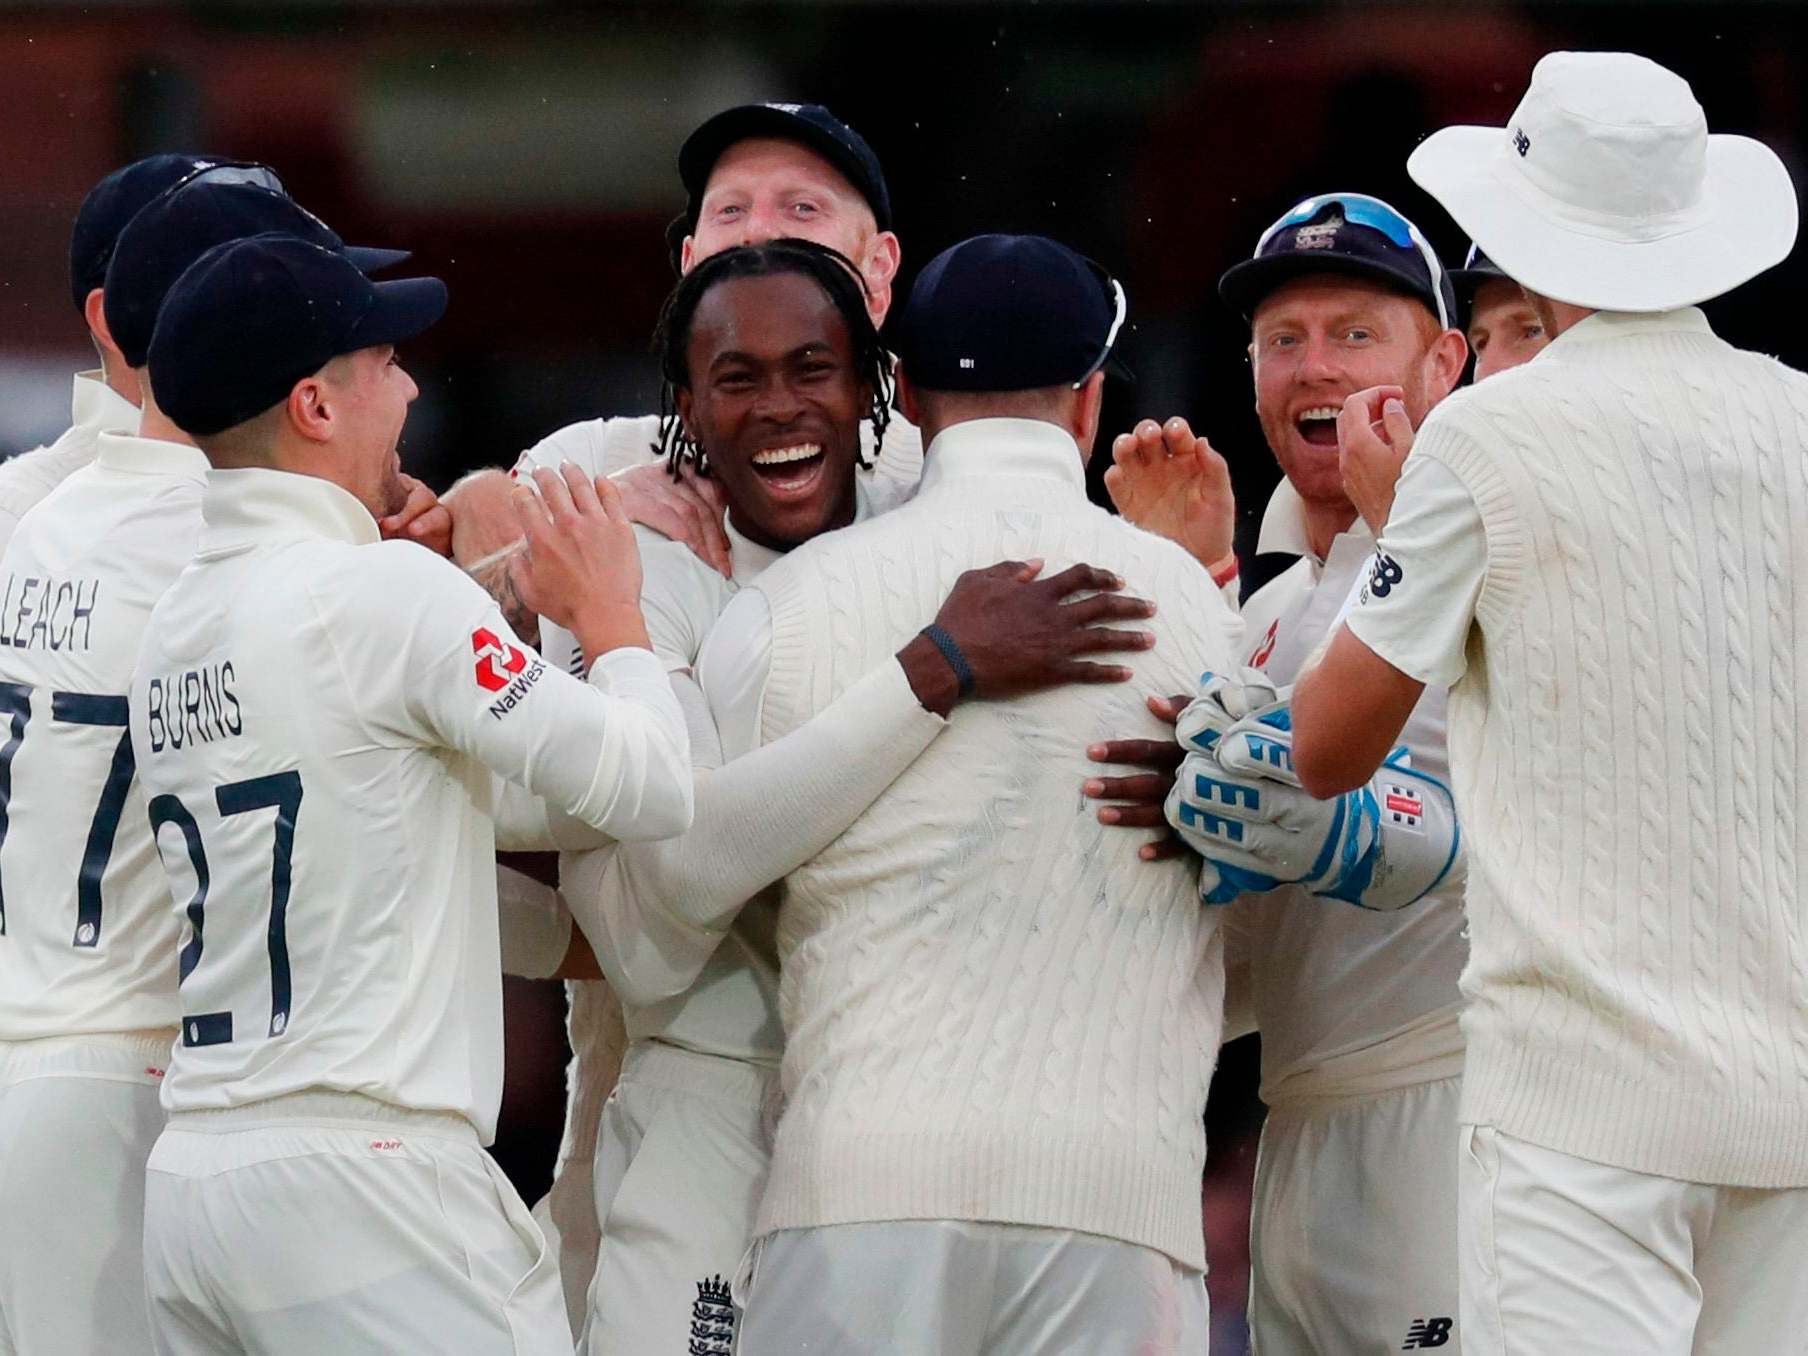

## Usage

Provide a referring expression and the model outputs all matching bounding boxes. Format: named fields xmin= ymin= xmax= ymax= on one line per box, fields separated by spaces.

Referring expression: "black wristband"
xmin=920 ymin=624 xmax=977 ymax=700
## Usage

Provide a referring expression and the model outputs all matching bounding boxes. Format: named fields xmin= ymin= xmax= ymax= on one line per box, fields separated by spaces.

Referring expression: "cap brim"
xmin=349 ymin=276 xmax=448 ymax=351
xmin=1409 ymin=126 xmax=1800 ymax=311
xmin=345 ymin=244 xmax=412 ymax=275
xmin=1219 ymin=251 xmax=1444 ymax=323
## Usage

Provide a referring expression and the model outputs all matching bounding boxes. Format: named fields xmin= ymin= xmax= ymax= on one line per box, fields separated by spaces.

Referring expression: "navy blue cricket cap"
xmin=105 ymin=180 xmax=410 ymax=369
xmin=1219 ymin=192 xmax=1456 ymax=331
xmin=149 ymin=233 xmax=446 ymax=439
xmin=68 ymin=153 xmax=259 ymax=311
xmin=1451 ymin=242 xmax=1515 ymax=319
xmin=679 ymin=102 xmax=892 ymax=232
xmin=892 ymin=234 xmax=1131 ymax=393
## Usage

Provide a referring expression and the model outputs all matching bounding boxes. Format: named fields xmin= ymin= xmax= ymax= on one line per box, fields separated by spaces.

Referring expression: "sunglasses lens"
xmin=1270 ymin=195 xmax=1416 ymax=251
xmin=189 ymin=164 xmax=286 ymax=196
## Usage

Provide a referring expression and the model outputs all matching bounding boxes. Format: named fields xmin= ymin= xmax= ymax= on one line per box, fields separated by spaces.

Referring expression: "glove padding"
xmin=1166 ymin=670 xmax=1460 ymax=911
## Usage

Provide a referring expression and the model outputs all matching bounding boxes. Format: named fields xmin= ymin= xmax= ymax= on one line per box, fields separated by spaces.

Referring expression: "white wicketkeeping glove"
xmin=1165 ymin=669 xmax=1460 ymax=910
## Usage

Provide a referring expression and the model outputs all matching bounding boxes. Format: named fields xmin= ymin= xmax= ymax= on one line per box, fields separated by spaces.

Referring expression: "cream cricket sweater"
xmin=745 ymin=419 xmax=1244 ymax=1268
xmin=1413 ymin=308 xmax=1808 ymax=1186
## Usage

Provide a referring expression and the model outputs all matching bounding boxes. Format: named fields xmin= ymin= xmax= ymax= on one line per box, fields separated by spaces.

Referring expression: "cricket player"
xmin=0 ymin=155 xmax=280 ymax=553
xmin=442 ymin=100 xmax=921 ymax=1330
xmin=1104 ymin=192 xmax=1470 ymax=1354
xmin=1285 ymin=52 xmax=1808 ymax=1353
xmin=129 ymin=233 xmax=692 ymax=1354
xmin=1452 ymin=245 xmax=1548 ymax=382
xmin=449 ymin=101 xmax=916 ymax=621
xmin=551 ymin=236 xmax=1159 ymax=1354
xmin=0 ymin=178 xmax=419 ymax=1356
xmin=712 ymin=234 xmax=1240 ymax=1354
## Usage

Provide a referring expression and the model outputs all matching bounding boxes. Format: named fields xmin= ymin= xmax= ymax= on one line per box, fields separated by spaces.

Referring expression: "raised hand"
xmin=614 ymin=462 xmax=734 ymax=579
xmin=1338 ymin=385 xmax=1415 ymax=536
xmin=1104 ymin=417 xmax=1236 ymax=574
xmin=378 ymin=474 xmax=453 ymax=556
xmin=896 ymin=559 xmax=1157 ymax=717
xmin=509 ymin=463 xmax=650 ymax=664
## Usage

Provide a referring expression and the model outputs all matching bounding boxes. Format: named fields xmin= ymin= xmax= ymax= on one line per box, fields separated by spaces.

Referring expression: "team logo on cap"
xmin=1295 ymin=215 xmax=1343 ymax=250
xmin=472 ymin=627 xmax=530 ymax=692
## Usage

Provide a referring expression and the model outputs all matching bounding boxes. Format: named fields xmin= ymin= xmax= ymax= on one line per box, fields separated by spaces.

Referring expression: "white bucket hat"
xmin=1408 ymin=51 xmax=1798 ymax=312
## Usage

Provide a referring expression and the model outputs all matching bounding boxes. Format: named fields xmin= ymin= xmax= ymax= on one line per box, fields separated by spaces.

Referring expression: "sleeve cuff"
xmin=586 ymin=644 xmax=671 ymax=692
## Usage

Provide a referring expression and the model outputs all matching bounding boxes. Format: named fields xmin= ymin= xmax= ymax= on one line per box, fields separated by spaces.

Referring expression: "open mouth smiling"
xmin=1294 ymin=405 xmax=1341 ymax=447
xmin=749 ymin=442 xmax=827 ymax=495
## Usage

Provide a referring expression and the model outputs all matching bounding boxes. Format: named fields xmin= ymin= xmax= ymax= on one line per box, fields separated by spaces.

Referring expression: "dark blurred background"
xmin=3 ymin=3 xmax=1801 ymax=1349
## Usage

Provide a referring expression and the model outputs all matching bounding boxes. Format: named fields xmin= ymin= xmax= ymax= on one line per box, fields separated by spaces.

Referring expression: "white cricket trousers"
xmin=0 ymin=1032 xmax=171 ymax=1356
xmin=580 ymin=1041 xmax=776 ymax=1355
xmin=1250 ymin=1076 xmax=1461 ymax=1354
xmin=1460 ymin=1124 xmax=1808 ymax=1355
xmin=142 ymin=1091 xmax=570 ymax=1355
xmin=735 ymin=1220 xmax=1211 ymax=1355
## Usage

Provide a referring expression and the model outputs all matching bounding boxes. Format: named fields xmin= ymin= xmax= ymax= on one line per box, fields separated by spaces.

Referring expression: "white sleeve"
xmin=697 ymin=585 xmax=775 ymax=761
xmin=637 ymin=542 xmax=727 ymax=672
xmin=495 ymin=864 xmax=573 ymax=979
xmin=1343 ymin=456 xmax=1487 ymax=687
xmin=486 ymin=647 xmax=696 ymax=848
xmin=560 ymin=657 xmax=946 ymax=1006
xmin=514 ymin=416 xmax=663 ymax=482
xmin=338 ymin=545 xmax=694 ymax=845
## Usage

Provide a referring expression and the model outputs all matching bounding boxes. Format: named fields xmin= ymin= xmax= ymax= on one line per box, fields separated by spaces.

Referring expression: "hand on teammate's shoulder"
xmin=509 ymin=463 xmax=649 ymax=662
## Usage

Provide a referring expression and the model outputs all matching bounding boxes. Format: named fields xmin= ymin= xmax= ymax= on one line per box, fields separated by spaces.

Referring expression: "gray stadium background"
xmin=1 ymin=3 xmax=1800 ymax=1349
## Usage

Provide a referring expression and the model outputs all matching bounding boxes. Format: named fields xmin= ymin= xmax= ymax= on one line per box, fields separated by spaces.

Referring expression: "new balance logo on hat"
xmin=1402 ymin=1316 xmax=1454 ymax=1349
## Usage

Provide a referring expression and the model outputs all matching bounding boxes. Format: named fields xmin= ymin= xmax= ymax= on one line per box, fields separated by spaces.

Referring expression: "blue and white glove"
xmin=1165 ymin=669 xmax=1460 ymax=910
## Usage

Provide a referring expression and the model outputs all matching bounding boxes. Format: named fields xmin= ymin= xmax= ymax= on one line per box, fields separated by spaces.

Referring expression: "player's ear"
xmin=679 ymin=235 xmax=697 ymax=276
xmin=285 ymin=373 xmax=334 ymax=444
xmin=860 ymin=231 xmax=902 ymax=326
xmin=674 ymin=385 xmax=697 ymax=441
xmin=1427 ymin=327 xmax=1469 ymax=403
xmin=1072 ymin=370 xmax=1107 ymax=460
xmin=84 ymin=287 xmax=111 ymax=345
xmin=893 ymin=364 xmax=924 ymax=427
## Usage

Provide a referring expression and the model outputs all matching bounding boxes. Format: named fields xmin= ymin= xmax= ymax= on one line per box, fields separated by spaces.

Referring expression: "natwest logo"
xmin=472 ymin=627 xmax=530 ymax=692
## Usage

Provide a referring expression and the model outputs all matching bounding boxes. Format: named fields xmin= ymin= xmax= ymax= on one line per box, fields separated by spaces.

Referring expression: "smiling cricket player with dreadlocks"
xmin=547 ymin=237 xmax=1161 ymax=1355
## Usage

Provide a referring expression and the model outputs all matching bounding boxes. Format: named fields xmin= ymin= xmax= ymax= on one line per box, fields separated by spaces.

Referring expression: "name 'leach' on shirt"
xmin=0 ymin=570 xmax=101 ymax=653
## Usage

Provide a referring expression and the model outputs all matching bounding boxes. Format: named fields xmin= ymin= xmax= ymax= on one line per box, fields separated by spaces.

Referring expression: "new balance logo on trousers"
xmin=1403 ymin=1315 xmax=1454 ymax=1348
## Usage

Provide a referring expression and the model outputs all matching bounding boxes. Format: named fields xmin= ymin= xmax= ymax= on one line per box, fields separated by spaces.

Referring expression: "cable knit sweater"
xmin=743 ymin=419 xmax=1244 ymax=1268
xmin=1409 ymin=309 xmax=1808 ymax=1186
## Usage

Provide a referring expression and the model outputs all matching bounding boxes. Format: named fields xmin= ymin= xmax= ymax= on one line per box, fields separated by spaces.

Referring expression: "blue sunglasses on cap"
xmin=1256 ymin=191 xmax=1451 ymax=329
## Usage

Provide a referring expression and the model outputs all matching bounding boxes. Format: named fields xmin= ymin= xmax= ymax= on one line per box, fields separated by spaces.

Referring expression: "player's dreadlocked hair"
xmin=651 ymin=239 xmax=893 ymax=478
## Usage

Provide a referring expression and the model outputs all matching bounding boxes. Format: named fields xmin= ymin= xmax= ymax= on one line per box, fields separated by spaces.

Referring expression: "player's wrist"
xmin=897 ymin=632 xmax=961 ymax=718
xmin=570 ymin=602 xmax=652 ymax=668
xmin=1208 ymin=553 xmax=1240 ymax=589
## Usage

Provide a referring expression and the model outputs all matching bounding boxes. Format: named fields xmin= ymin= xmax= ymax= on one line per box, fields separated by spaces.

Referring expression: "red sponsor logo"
xmin=1386 ymin=791 xmax=1423 ymax=818
xmin=145 ymin=1066 xmax=166 ymax=1079
xmin=1250 ymin=620 xmax=1280 ymax=669
xmin=472 ymin=627 xmax=530 ymax=693
xmin=369 ymin=1139 xmax=404 ymax=1152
